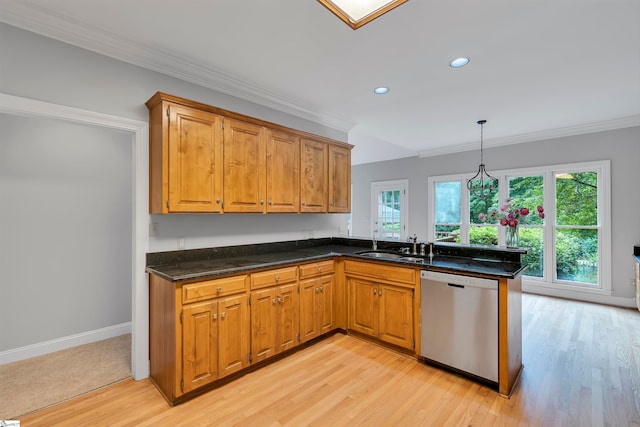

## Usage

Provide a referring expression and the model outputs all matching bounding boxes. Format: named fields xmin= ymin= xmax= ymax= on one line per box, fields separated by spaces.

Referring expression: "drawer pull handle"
xmin=217 ymin=287 xmax=222 ymax=292
xmin=275 ymin=275 xmax=280 ymax=281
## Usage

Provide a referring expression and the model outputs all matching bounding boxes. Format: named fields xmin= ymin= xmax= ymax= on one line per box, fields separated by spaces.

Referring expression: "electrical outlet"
xmin=177 ymin=237 xmax=185 ymax=250
xmin=149 ymin=222 xmax=158 ymax=237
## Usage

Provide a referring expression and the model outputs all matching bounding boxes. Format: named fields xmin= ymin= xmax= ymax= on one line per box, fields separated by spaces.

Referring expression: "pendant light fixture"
xmin=467 ymin=120 xmax=498 ymax=199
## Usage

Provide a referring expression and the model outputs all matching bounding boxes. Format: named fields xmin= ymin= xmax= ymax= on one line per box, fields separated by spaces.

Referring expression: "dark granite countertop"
xmin=146 ymin=238 xmax=528 ymax=282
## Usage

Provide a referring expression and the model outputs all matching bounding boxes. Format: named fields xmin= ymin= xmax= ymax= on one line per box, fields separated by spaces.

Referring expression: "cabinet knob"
xmin=273 ymin=298 xmax=277 ymax=304
xmin=277 ymin=296 xmax=283 ymax=303
xmin=213 ymin=313 xmax=218 ymax=320
xmin=373 ymin=289 xmax=377 ymax=295
xmin=275 ymin=275 xmax=280 ymax=281
xmin=317 ymin=267 xmax=322 ymax=272
xmin=301 ymin=201 xmax=306 ymax=206
xmin=316 ymin=287 xmax=320 ymax=293
xmin=216 ymin=198 xmax=221 ymax=203
xmin=260 ymin=199 xmax=264 ymax=205
xmin=268 ymin=200 xmax=273 ymax=205
xmin=221 ymin=312 xmax=226 ymax=318
xmin=217 ymin=287 xmax=222 ymax=292
xmin=378 ymin=290 xmax=382 ymax=296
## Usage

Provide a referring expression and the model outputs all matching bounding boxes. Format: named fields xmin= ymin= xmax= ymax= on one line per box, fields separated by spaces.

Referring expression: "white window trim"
xmin=428 ymin=160 xmax=611 ymax=296
xmin=371 ymin=179 xmax=409 ymax=241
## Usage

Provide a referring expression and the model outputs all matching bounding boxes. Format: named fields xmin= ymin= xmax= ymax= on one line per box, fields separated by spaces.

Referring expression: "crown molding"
xmin=418 ymin=115 xmax=640 ymax=158
xmin=0 ymin=2 xmax=355 ymax=132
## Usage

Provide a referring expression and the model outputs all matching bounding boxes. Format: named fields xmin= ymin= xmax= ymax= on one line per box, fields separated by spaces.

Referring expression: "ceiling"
xmin=1 ymin=0 xmax=639 ymax=165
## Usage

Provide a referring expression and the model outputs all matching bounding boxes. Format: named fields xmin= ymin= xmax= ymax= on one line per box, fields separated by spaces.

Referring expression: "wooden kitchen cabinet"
xmin=328 ymin=144 xmax=351 ymax=213
xmin=223 ymin=118 xmax=266 ymax=213
xmin=250 ymin=267 xmax=299 ymax=362
xmin=149 ymin=273 xmax=249 ymax=403
xmin=147 ymin=99 xmax=224 ymax=213
xmin=299 ymin=260 xmax=335 ymax=342
xmin=266 ymin=128 xmax=300 ymax=213
xmin=147 ymin=92 xmax=352 ymax=215
xmin=345 ymin=260 xmax=416 ymax=351
xmin=300 ymin=137 xmax=328 ymax=213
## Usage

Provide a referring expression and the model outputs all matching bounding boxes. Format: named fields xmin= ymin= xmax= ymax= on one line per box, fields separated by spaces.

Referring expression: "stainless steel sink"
xmin=401 ymin=256 xmax=425 ymax=263
xmin=356 ymin=251 xmax=404 ymax=259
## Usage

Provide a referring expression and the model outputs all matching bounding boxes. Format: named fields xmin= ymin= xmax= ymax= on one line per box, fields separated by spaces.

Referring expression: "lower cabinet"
xmin=250 ymin=266 xmax=299 ymax=362
xmin=250 ymin=283 xmax=299 ymax=362
xmin=345 ymin=260 xmax=416 ymax=351
xmin=299 ymin=260 xmax=335 ymax=342
xmin=149 ymin=273 xmax=250 ymax=402
xmin=149 ymin=257 xmax=416 ymax=404
xmin=182 ymin=293 xmax=249 ymax=393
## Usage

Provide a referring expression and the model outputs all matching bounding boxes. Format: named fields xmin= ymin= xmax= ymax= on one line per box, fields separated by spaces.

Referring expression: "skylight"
xmin=318 ymin=0 xmax=408 ymax=29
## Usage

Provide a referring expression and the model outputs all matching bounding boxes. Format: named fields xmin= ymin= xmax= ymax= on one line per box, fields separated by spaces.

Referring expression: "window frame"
xmin=371 ymin=179 xmax=409 ymax=241
xmin=428 ymin=160 xmax=611 ymax=296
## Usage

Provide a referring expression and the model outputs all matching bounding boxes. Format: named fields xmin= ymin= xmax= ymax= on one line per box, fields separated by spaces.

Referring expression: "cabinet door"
xmin=328 ymin=144 xmax=351 ymax=213
xmin=168 ymin=103 xmax=223 ymax=213
xmin=299 ymin=278 xmax=319 ymax=342
xmin=182 ymin=300 xmax=218 ymax=393
xmin=250 ymin=288 xmax=277 ymax=363
xmin=348 ymin=278 xmax=378 ymax=337
xmin=218 ymin=294 xmax=250 ymax=378
xmin=223 ymin=118 xmax=266 ymax=213
xmin=277 ymin=283 xmax=300 ymax=352
xmin=378 ymin=284 xmax=414 ymax=350
xmin=317 ymin=275 xmax=334 ymax=335
xmin=266 ymin=129 xmax=300 ymax=213
xmin=300 ymin=138 xmax=328 ymax=213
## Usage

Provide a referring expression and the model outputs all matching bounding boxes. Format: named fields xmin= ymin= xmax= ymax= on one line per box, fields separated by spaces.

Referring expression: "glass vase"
xmin=505 ymin=225 xmax=520 ymax=248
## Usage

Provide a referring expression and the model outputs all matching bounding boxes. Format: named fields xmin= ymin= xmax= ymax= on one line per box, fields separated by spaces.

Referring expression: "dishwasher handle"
xmin=447 ymin=283 xmax=465 ymax=289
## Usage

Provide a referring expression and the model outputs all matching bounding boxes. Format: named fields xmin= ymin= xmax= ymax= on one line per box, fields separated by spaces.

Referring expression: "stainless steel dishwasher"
xmin=420 ymin=270 xmax=498 ymax=383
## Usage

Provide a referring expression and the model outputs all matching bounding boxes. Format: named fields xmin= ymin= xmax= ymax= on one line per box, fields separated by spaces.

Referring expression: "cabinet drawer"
xmin=344 ymin=260 xmax=415 ymax=286
xmin=299 ymin=260 xmax=335 ymax=279
xmin=251 ymin=266 xmax=298 ymax=290
xmin=182 ymin=275 xmax=248 ymax=304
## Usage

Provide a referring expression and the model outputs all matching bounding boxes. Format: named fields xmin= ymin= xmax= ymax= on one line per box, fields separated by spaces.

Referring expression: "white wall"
xmin=0 ymin=22 xmax=349 ymax=361
xmin=0 ymin=114 xmax=133 ymax=351
xmin=352 ymin=126 xmax=640 ymax=305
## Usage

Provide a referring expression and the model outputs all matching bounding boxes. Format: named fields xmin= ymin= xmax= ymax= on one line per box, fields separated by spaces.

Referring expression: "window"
xmin=428 ymin=161 xmax=611 ymax=295
xmin=371 ymin=180 xmax=408 ymax=241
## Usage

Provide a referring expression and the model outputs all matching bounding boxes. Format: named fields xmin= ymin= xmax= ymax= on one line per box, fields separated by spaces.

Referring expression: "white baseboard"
xmin=523 ymin=284 xmax=637 ymax=309
xmin=0 ymin=322 xmax=132 ymax=365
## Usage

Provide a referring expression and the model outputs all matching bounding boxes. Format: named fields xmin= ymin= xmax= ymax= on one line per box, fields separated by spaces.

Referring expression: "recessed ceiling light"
xmin=450 ymin=57 xmax=470 ymax=68
xmin=374 ymin=87 xmax=389 ymax=94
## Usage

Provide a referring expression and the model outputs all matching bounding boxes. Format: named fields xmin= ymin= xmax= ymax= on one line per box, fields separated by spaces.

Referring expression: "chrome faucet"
xmin=410 ymin=234 xmax=418 ymax=255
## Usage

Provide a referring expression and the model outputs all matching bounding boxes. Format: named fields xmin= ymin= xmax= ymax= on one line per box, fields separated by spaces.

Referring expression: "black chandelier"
xmin=466 ymin=120 xmax=498 ymax=199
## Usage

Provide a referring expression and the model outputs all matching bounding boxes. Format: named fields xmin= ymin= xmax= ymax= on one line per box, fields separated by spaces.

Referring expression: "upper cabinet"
xmin=328 ymin=144 xmax=351 ymax=213
xmin=147 ymin=92 xmax=352 ymax=214
xmin=148 ymin=100 xmax=224 ymax=213
xmin=223 ymin=118 xmax=266 ymax=213
xmin=300 ymin=137 xmax=328 ymax=213
xmin=266 ymin=129 xmax=300 ymax=213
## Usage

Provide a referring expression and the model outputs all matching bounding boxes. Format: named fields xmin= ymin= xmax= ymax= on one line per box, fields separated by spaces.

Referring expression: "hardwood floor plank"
xmin=17 ymin=294 xmax=640 ymax=426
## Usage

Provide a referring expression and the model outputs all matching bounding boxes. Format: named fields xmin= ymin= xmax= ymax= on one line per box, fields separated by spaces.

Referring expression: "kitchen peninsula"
xmin=147 ymin=237 xmax=526 ymax=404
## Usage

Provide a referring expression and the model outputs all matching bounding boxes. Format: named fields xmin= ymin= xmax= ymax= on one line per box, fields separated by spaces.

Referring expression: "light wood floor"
xmin=20 ymin=294 xmax=640 ymax=426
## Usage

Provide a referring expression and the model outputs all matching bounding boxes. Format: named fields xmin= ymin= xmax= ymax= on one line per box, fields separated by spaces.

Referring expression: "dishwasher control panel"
xmin=420 ymin=270 xmax=497 ymax=290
